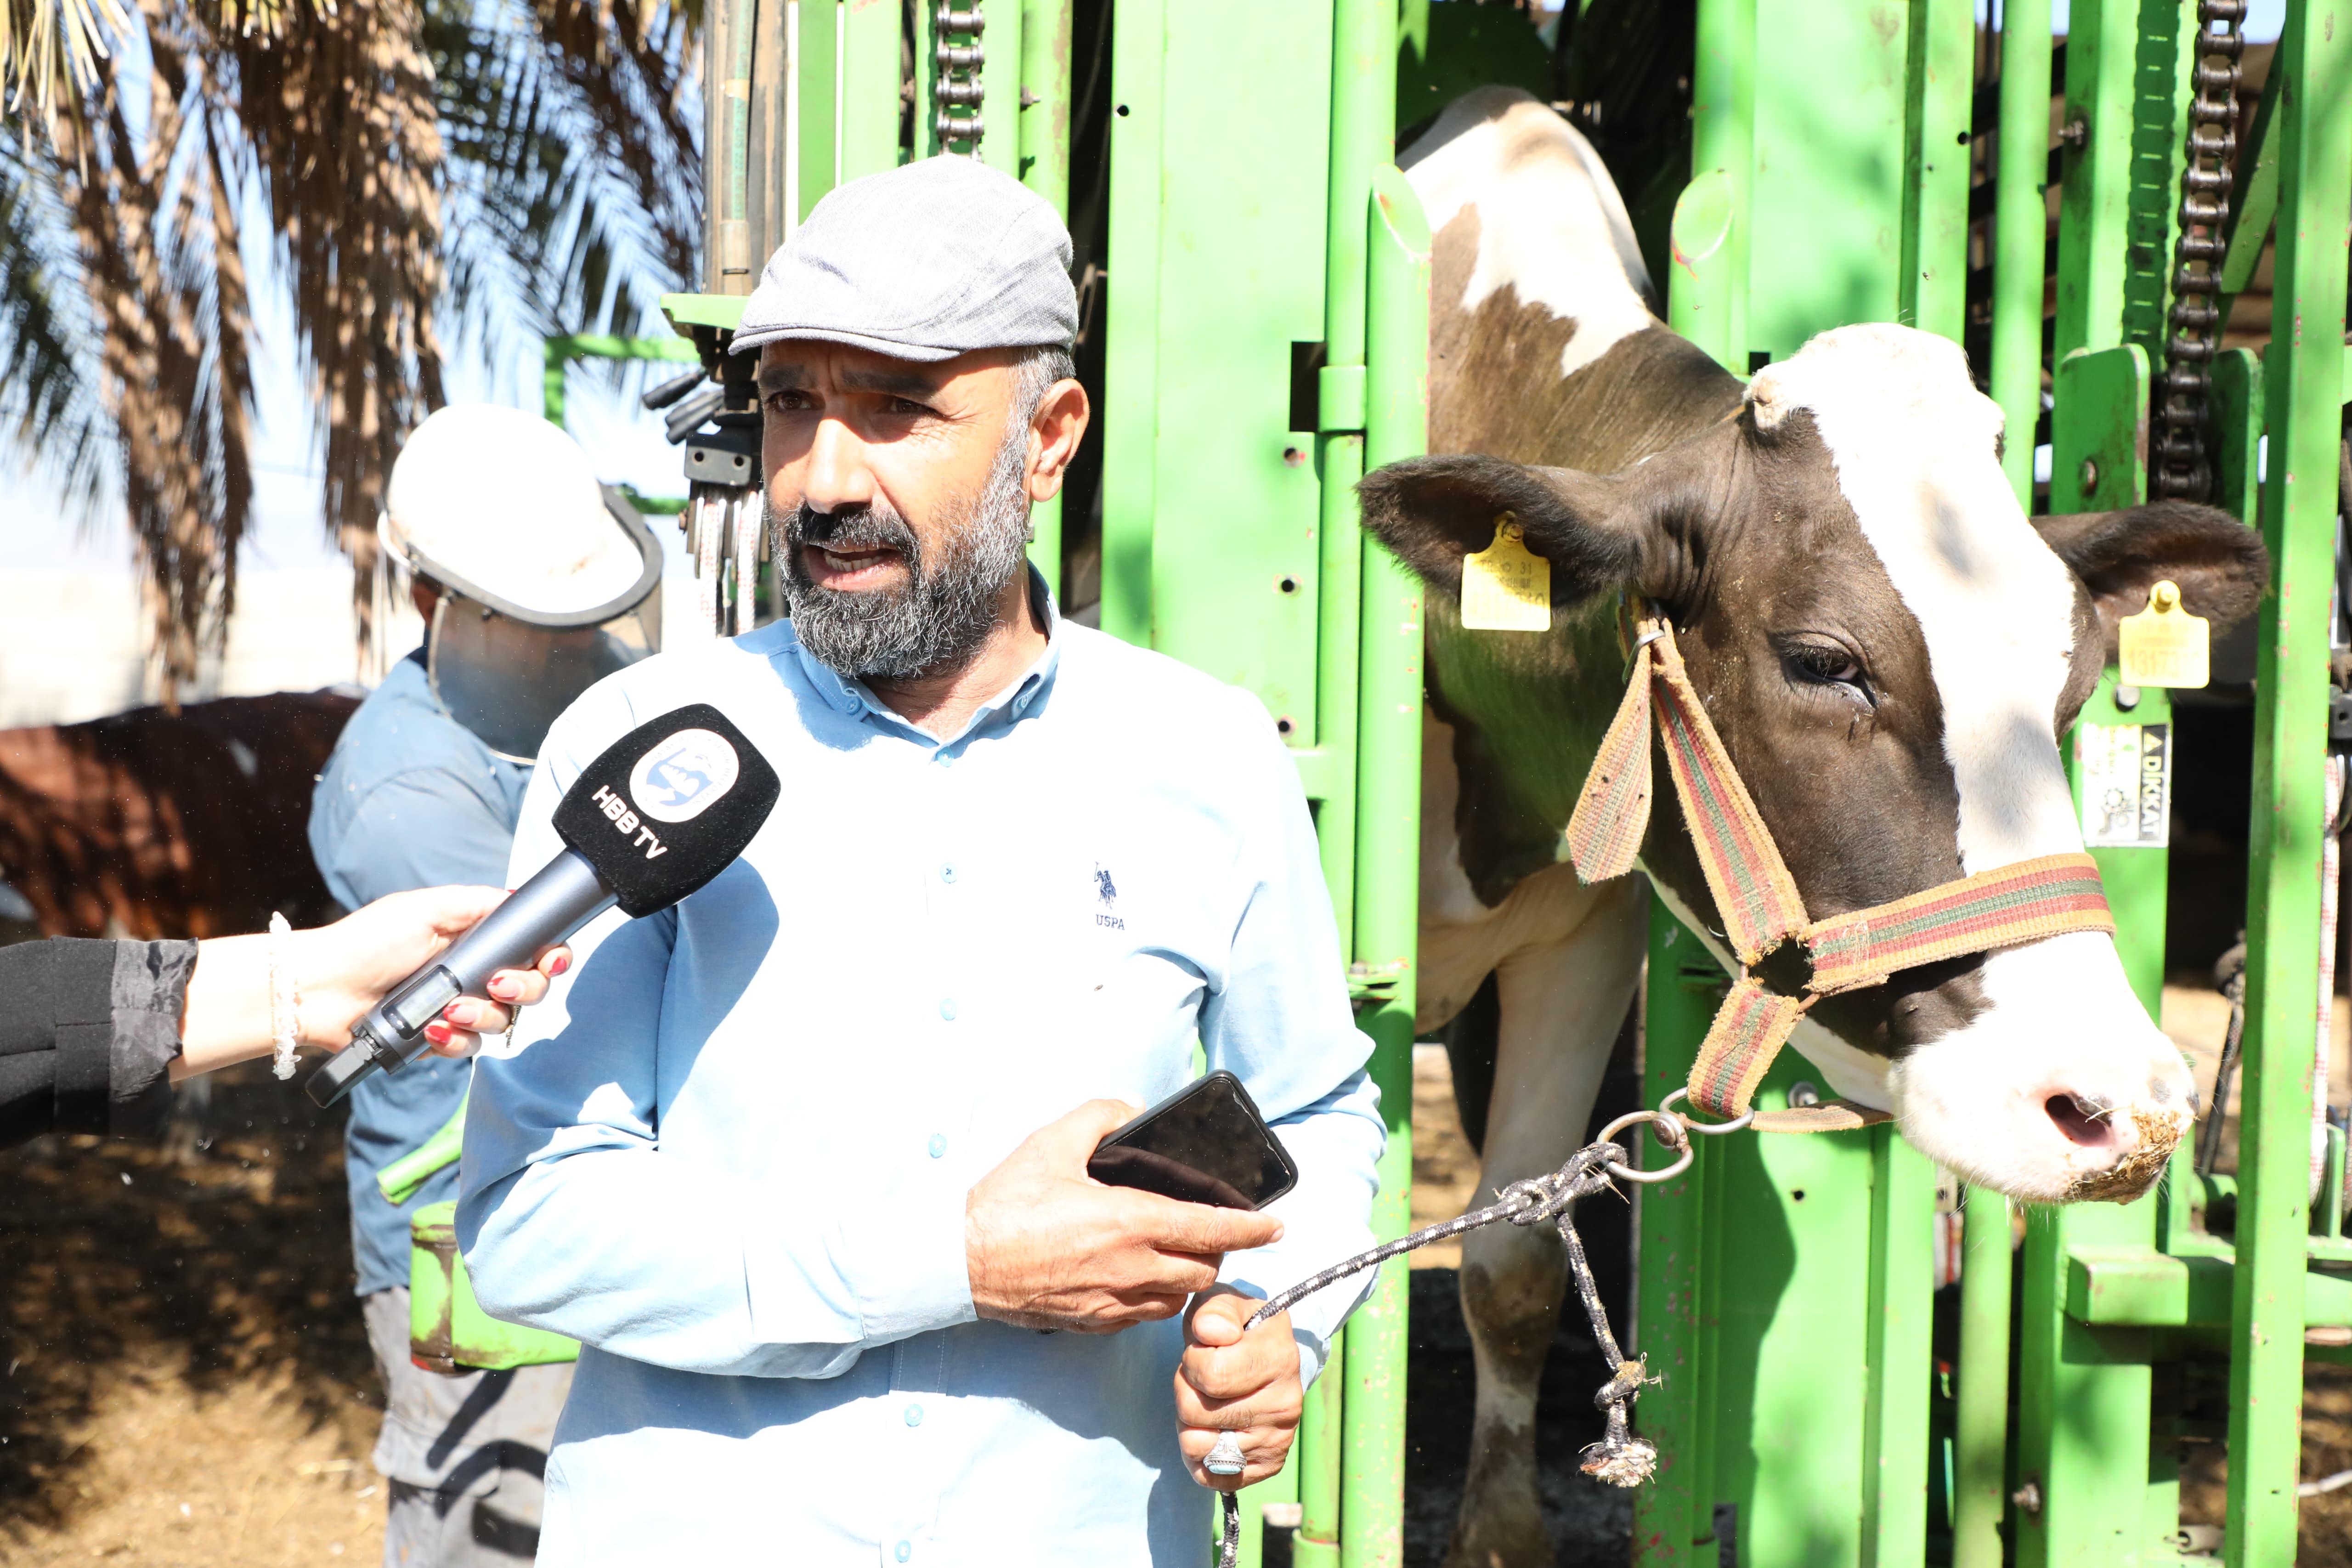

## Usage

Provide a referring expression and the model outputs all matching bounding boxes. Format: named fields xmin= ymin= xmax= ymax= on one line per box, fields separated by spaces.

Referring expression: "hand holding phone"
xmin=965 ymin=1097 xmax=1284 ymax=1335
xmin=1086 ymin=1072 xmax=1299 ymax=1211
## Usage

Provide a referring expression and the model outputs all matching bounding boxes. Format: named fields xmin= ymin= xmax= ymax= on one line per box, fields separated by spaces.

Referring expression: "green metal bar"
xmin=1898 ymin=0 xmax=1972 ymax=342
xmin=1671 ymin=0 xmax=1753 ymax=367
xmin=1096 ymin=0 xmax=1164 ymax=647
xmin=1293 ymin=1325 xmax=1344 ymax=1567
xmin=1643 ymin=4 xmax=1748 ymax=1561
xmin=979 ymin=0 xmax=1022 ymax=176
xmin=1631 ymin=919 xmax=1722 ymax=1566
xmin=2215 ymin=60 xmax=2281 ymax=332
xmin=1861 ymin=1125 xmax=1935 ymax=1567
xmin=1950 ymin=1188 xmax=2012 ymax=1568
xmin=1859 ymin=12 xmax=1971 ymax=1558
xmin=2226 ymin=2 xmax=2352 ymax=1560
xmin=542 ymin=335 xmax=703 ymax=444
xmin=1018 ymin=0 xmax=1073 ymax=599
xmin=1991 ymin=0 xmax=2053 ymax=508
xmin=795 ymin=0 xmax=839 ymax=222
xmin=1338 ymin=153 xmax=1423 ymax=1568
xmin=2051 ymin=0 xmax=2133 ymax=361
xmin=838 ymin=0 xmax=901 ymax=180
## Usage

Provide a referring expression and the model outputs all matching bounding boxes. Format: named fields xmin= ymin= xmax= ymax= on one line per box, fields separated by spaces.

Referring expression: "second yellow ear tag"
xmin=1460 ymin=514 xmax=1551 ymax=633
xmin=2117 ymin=579 xmax=2210 ymax=689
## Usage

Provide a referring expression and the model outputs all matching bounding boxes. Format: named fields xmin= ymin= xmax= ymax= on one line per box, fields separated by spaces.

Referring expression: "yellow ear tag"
xmin=1459 ymin=514 xmax=1552 ymax=633
xmin=2116 ymin=579 xmax=2210 ymax=689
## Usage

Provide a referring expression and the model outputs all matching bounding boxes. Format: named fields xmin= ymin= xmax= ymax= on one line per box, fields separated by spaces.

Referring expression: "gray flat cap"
xmin=731 ymin=156 xmax=1078 ymax=362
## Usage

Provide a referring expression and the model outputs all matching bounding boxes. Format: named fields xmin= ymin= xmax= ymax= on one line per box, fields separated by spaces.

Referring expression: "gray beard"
xmin=780 ymin=428 xmax=1034 ymax=681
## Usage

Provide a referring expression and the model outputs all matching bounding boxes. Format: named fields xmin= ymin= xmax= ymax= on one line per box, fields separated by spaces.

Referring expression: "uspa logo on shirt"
xmin=628 ymin=729 xmax=742 ymax=823
xmin=1094 ymin=863 xmax=1125 ymax=930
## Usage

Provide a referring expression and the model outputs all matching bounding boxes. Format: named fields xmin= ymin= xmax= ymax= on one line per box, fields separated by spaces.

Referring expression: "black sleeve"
xmin=0 ymin=938 xmax=198 ymax=1149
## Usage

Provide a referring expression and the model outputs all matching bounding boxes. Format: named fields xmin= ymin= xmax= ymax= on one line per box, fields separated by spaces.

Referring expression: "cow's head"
xmin=1362 ymin=323 xmax=2267 ymax=1204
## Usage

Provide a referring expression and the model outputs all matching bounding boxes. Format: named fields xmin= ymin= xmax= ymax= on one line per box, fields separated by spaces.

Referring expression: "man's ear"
xmin=1356 ymin=453 xmax=1645 ymax=605
xmin=2031 ymin=500 xmax=2271 ymax=657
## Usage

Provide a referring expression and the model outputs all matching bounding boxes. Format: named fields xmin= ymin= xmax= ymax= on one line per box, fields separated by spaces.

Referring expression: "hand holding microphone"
xmin=307 ymin=703 xmax=782 ymax=1107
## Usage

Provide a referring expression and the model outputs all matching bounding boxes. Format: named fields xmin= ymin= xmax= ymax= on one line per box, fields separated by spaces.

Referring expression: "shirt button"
xmin=895 ymin=1543 xmax=912 ymax=1563
xmin=940 ymin=862 xmax=957 ymax=883
xmin=939 ymin=998 xmax=957 ymax=1021
xmin=933 ymin=751 xmax=953 ymax=767
xmin=927 ymin=1134 xmax=947 ymax=1159
xmin=904 ymin=1403 xmax=924 ymax=1426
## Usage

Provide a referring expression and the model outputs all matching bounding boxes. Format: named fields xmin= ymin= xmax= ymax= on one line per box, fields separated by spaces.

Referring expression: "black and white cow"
xmin=1365 ymin=88 xmax=2268 ymax=1568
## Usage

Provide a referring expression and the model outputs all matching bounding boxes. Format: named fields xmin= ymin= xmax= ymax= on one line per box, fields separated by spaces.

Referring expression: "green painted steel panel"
xmin=838 ymin=0 xmax=900 ymax=180
xmin=1132 ymin=1 xmax=1332 ymax=735
xmin=1747 ymin=0 xmax=1908 ymax=360
xmin=1097 ymin=0 xmax=1167 ymax=648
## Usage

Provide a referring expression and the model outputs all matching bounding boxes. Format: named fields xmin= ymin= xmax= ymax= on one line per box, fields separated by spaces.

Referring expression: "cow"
xmin=1364 ymin=88 xmax=2269 ymax=1568
xmin=0 ymin=691 xmax=356 ymax=942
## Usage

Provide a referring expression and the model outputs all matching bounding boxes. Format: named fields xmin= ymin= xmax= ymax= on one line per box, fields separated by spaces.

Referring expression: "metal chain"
xmin=934 ymin=5 xmax=984 ymax=150
xmin=2154 ymin=0 xmax=2247 ymax=501
xmin=1211 ymin=1102 xmax=1716 ymax=1568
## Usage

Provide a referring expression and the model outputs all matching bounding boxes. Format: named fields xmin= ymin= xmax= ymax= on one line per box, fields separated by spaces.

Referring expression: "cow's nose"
xmin=2045 ymin=1092 xmax=2120 ymax=1149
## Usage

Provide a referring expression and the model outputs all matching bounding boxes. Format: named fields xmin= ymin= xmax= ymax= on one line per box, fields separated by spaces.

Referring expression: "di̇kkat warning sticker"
xmin=1460 ymin=514 xmax=1552 ymax=633
xmin=2076 ymin=722 xmax=2171 ymax=849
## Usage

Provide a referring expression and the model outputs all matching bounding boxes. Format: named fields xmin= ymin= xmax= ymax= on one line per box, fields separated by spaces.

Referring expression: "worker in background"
xmin=308 ymin=404 xmax=664 ymax=1568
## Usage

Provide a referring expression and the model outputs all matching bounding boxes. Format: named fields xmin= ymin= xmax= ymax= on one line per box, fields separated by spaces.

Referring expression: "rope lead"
xmin=1215 ymin=1120 xmax=1687 ymax=1568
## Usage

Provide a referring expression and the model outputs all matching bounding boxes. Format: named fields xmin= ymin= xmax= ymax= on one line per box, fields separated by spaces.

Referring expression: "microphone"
xmin=306 ymin=703 xmax=782 ymax=1108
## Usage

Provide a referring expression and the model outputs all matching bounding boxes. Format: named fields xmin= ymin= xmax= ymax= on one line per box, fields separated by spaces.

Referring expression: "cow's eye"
xmin=1779 ymin=637 xmax=1874 ymax=704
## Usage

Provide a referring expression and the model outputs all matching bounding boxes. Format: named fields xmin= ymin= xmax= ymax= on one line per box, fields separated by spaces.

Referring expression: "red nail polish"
xmin=423 ymin=1022 xmax=452 ymax=1045
xmin=549 ymin=955 xmax=570 ymax=977
xmin=488 ymin=977 xmax=519 ymax=1000
xmin=442 ymin=1003 xmax=465 ymax=1023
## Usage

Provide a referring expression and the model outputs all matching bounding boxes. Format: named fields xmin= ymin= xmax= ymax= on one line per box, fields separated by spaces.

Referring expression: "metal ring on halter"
xmin=1659 ymin=1087 xmax=1757 ymax=1135
xmin=1631 ymin=627 xmax=1667 ymax=651
xmin=1594 ymin=1138 xmax=1694 ymax=1185
xmin=1203 ymin=1430 xmax=1247 ymax=1477
xmin=1592 ymin=1109 xmax=1695 ymax=1184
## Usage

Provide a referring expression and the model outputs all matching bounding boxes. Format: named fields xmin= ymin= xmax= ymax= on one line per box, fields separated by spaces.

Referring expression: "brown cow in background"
xmin=0 ymin=692 xmax=357 ymax=941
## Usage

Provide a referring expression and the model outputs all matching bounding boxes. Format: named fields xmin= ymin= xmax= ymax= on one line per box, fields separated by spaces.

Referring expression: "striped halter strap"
xmin=1565 ymin=614 xmax=2117 ymax=1134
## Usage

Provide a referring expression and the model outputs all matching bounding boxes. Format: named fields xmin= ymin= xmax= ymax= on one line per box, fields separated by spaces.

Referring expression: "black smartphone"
xmin=1086 ymin=1071 xmax=1300 ymax=1211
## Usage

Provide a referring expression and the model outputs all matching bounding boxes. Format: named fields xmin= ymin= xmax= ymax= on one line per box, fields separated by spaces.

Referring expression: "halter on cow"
xmin=1569 ymin=611 xmax=2120 ymax=1138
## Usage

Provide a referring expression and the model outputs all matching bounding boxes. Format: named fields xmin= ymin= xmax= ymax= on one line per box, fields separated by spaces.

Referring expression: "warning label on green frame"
xmin=2076 ymin=722 xmax=2171 ymax=849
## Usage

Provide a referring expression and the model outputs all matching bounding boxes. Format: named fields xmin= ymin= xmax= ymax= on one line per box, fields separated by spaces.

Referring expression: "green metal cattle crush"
xmin=638 ymin=0 xmax=2352 ymax=1563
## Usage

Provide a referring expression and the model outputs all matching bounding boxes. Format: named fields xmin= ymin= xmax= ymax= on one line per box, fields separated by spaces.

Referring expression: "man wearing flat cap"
xmin=458 ymin=157 xmax=1384 ymax=1564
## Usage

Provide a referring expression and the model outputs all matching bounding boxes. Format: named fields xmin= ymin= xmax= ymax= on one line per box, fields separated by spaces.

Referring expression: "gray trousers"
xmin=362 ymin=1288 xmax=576 ymax=1568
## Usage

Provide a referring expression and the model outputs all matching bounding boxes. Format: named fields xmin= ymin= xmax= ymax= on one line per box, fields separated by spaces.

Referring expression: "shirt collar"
xmin=788 ymin=563 xmax=1064 ymax=743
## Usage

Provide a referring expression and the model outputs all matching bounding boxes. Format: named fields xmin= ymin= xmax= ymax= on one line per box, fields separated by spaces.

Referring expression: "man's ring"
xmin=1203 ymin=1431 xmax=1247 ymax=1477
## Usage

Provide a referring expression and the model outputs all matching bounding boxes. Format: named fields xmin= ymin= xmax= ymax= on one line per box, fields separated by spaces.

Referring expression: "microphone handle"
xmin=305 ymin=849 xmax=618 ymax=1109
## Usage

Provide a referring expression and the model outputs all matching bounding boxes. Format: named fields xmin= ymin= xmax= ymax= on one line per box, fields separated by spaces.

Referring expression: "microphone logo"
xmin=628 ymin=729 xmax=743 ymax=823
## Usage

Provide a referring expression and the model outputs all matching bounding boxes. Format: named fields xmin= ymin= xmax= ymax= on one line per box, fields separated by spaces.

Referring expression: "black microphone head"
xmin=551 ymin=703 xmax=780 ymax=917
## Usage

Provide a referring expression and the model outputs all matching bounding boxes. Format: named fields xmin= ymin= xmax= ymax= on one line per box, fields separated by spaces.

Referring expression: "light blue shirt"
xmin=457 ymin=589 xmax=1385 ymax=1567
xmin=309 ymin=650 xmax=531 ymax=1295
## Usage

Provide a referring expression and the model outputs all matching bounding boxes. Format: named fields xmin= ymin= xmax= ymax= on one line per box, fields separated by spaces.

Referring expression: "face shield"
xmin=410 ymin=490 xmax=666 ymax=763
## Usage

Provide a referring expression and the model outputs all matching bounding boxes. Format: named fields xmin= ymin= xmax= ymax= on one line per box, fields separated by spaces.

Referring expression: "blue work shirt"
xmin=310 ymin=650 xmax=531 ymax=1296
xmin=458 ymin=584 xmax=1385 ymax=1567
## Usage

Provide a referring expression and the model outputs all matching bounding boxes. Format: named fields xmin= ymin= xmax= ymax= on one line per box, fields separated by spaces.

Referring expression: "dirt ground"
xmin=0 ymin=1062 xmax=387 ymax=1566
xmin=2 ymin=1025 xmax=2347 ymax=1567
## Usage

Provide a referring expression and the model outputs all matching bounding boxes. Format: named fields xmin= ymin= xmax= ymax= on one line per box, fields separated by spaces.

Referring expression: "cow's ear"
xmin=1357 ymin=454 xmax=1646 ymax=604
xmin=2031 ymin=501 xmax=2270 ymax=657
